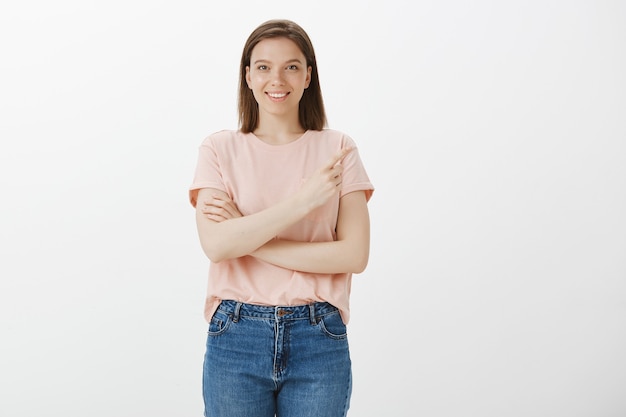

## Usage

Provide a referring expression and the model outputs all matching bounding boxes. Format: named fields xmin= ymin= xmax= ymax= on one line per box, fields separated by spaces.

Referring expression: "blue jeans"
xmin=202 ymin=300 xmax=352 ymax=417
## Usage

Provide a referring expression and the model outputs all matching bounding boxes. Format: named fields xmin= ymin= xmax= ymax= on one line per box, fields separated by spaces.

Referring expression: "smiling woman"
xmin=189 ymin=19 xmax=374 ymax=417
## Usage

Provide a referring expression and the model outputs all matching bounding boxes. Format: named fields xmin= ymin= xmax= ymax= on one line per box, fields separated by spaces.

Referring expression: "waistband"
xmin=216 ymin=300 xmax=338 ymax=324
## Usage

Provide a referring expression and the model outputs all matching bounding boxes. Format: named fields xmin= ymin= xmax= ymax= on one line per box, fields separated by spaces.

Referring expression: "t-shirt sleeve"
xmin=340 ymin=136 xmax=374 ymax=202
xmin=189 ymin=135 xmax=227 ymax=207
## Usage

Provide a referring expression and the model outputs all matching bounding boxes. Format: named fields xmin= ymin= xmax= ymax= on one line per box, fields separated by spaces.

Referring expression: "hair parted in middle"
xmin=238 ymin=19 xmax=327 ymax=133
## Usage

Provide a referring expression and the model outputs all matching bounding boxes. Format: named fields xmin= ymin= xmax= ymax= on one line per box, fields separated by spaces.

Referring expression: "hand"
xmin=202 ymin=193 xmax=243 ymax=222
xmin=297 ymin=147 xmax=354 ymax=210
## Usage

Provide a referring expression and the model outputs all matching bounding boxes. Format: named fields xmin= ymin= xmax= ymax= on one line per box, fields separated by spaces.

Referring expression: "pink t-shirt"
xmin=189 ymin=129 xmax=374 ymax=324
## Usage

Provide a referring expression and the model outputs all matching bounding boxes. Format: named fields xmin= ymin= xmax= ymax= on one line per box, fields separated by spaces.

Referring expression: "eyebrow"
xmin=252 ymin=58 xmax=305 ymax=65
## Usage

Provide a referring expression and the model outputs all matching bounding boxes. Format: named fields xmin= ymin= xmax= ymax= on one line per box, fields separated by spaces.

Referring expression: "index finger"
xmin=327 ymin=147 xmax=355 ymax=168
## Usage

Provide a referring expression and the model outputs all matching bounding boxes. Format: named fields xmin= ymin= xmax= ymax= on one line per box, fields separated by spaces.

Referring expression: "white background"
xmin=1 ymin=1 xmax=625 ymax=416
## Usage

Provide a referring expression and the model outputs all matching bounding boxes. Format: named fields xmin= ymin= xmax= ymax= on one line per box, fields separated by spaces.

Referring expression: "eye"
xmin=257 ymin=65 xmax=269 ymax=71
xmin=287 ymin=65 xmax=298 ymax=70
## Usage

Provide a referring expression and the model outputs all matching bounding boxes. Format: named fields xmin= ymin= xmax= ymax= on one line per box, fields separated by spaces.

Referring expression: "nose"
xmin=270 ymin=69 xmax=285 ymax=85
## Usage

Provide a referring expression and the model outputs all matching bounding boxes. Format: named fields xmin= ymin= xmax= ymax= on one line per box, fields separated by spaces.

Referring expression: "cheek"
xmin=249 ymin=74 xmax=266 ymax=89
xmin=289 ymin=74 xmax=308 ymax=87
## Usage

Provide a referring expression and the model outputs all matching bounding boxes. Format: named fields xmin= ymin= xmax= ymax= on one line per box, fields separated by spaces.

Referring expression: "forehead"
xmin=250 ymin=37 xmax=305 ymax=62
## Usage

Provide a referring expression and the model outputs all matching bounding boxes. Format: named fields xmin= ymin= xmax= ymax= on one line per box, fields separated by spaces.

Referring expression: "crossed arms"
xmin=194 ymin=148 xmax=370 ymax=274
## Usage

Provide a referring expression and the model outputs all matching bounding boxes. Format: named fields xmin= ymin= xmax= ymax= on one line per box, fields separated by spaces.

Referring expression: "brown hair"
xmin=238 ymin=19 xmax=327 ymax=133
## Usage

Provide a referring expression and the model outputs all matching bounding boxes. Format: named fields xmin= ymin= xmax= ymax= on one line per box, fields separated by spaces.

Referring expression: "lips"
xmin=267 ymin=92 xmax=289 ymax=99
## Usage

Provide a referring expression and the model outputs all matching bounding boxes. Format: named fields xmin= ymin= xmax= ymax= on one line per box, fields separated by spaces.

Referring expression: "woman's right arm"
xmin=195 ymin=187 xmax=309 ymax=262
xmin=195 ymin=147 xmax=353 ymax=263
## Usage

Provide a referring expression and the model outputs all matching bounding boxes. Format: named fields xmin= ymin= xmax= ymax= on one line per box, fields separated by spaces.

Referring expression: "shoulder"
xmin=200 ymin=129 xmax=243 ymax=145
xmin=210 ymin=129 xmax=237 ymax=139
xmin=307 ymin=128 xmax=357 ymax=147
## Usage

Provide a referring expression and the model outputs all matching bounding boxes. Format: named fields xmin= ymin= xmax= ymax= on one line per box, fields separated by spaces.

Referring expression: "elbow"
xmin=201 ymin=242 xmax=229 ymax=264
xmin=350 ymin=250 xmax=369 ymax=274
xmin=207 ymin=253 xmax=227 ymax=264
xmin=339 ymin=240 xmax=369 ymax=274
xmin=352 ymin=259 xmax=368 ymax=274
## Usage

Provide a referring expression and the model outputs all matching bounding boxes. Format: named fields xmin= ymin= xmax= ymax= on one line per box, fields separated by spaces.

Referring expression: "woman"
xmin=189 ymin=19 xmax=374 ymax=417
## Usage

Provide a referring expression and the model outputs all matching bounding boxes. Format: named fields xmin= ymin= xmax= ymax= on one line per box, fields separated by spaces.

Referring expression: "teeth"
xmin=268 ymin=93 xmax=287 ymax=98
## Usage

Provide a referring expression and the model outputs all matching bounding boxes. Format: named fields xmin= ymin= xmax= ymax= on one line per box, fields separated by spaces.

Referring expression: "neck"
xmin=254 ymin=113 xmax=305 ymax=145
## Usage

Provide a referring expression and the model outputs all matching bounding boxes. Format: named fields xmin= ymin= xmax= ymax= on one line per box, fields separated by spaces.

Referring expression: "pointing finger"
xmin=327 ymin=147 xmax=355 ymax=168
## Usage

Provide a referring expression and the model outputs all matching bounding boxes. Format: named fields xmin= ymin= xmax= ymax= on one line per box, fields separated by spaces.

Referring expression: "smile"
xmin=267 ymin=92 xmax=289 ymax=99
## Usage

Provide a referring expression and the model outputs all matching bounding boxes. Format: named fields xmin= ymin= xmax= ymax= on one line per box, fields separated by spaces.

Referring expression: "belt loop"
xmin=233 ymin=302 xmax=242 ymax=323
xmin=309 ymin=303 xmax=316 ymax=325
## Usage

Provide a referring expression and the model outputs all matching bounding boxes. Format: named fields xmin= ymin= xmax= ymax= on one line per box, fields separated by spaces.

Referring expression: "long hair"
xmin=238 ymin=19 xmax=327 ymax=133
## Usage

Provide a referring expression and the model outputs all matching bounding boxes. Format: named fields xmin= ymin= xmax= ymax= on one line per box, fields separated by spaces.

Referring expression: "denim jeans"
xmin=202 ymin=300 xmax=352 ymax=417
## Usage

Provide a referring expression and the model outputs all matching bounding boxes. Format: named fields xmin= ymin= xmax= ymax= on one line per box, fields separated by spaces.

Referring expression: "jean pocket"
xmin=207 ymin=309 xmax=232 ymax=336
xmin=319 ymin=311 xmax=348 ymax=340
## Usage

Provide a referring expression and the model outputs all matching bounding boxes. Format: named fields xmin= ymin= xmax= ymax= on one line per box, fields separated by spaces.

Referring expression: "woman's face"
xmin=246 ymin=37 xmax=312 ymax=120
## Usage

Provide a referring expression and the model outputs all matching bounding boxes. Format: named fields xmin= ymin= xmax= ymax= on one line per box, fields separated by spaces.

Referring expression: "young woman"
xmin=189 ymin=19 xmax=374 ymax=417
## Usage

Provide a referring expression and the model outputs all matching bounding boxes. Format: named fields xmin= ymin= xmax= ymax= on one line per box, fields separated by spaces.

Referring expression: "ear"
xmin=305 ymin=66 xmax=312 ymax=89
xmin=245 ymin=66 xmax=252 ymax=89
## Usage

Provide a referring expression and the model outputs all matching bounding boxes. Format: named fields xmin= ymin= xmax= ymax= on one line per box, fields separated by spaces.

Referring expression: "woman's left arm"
xmin=251 ymin=190 xmax=370 ymax=274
